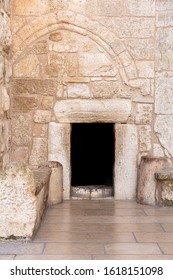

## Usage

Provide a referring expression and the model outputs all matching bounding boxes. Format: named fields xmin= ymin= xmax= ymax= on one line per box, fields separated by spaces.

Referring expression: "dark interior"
xmin=71 ymin=123 xmax=115 ymax=186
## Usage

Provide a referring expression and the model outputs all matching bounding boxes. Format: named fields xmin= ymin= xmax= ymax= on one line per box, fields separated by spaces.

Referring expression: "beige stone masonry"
xmin=48 ymin=122 xmax=70 ymax=200
xmin=0 ymin=161 xmax=51 ymax=238
xmin=54 ymin=99 xmax=131 ymax=123
xmin=114 ymin=124 xmax=138 ymax=200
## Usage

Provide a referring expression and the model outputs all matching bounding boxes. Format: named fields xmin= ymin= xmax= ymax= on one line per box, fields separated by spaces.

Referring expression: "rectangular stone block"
xmin=67 ymin=83 xmax=90 ymax=98
xmin=156 ymin=1 xmax=173 ymax=11
xmin=90 ymin=81 xmax=118 ymax=99
xmin=155 ymin=115 xmax=173 ymax=157
xmin=98 ymin=0 xmax=126 ymax=16
xmin=54 ymin=99 xmax=131 ymax=123
xmin=155 ymin=72 xmax=173 ymax=114
xmin=127 ymin=0 xmax=155 ymax=16
xmin=79 ymin=53 xmax=118 ymax=77
xmin=45 ymin=53 xmax=79 ymax=77
xmin=100 ymin=18 xmax=155 ymax=38
xmin=114 ymin=124 xmax=138 ymax=200
xmin=13 ymin=79 xmax=58 ymax=96
xmin=12 ymin=96 xmax=38 ymax=112
xmin=11 ymin=114 xmax=32 ymax=146
xmin=156 ymin=28 xmax=173 ymax=71
xmin=13 ymin=54 xmax=39 ymax=78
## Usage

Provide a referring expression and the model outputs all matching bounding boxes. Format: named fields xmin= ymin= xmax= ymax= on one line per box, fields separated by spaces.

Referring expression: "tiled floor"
xmin=0 ymin=199 xmax=173 ymax=260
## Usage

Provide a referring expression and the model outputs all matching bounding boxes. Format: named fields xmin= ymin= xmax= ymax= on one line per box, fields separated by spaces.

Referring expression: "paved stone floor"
xmin=0 ymin=199 xmax=173 ymax=260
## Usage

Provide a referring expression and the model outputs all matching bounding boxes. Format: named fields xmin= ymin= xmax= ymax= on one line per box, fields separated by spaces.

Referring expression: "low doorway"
xmin=71 ymin=123 xmax=115 ymax=197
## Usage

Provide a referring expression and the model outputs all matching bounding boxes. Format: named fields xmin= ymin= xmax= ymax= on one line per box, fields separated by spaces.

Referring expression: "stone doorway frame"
xmin=48 ymin=99 xmax=138 ymax=201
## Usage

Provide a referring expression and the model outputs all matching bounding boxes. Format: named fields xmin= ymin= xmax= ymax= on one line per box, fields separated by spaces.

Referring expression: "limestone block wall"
xmin=154 ymin=1 xmax=173 ymax=159
xmin=10 ymin=0 xmax=157 ymax=169
xmin=0 ymin=0 xmax=12 ymax=169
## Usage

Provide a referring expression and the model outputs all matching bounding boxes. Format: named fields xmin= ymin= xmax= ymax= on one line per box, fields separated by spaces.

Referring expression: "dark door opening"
xmin=71 ymin=123 xmax=115 ymax=187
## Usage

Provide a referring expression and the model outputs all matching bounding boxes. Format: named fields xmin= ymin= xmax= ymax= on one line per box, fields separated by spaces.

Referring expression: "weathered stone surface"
xmin=11 ymin=114 xmax=32 ymax=146
xmin=153 ymin=144 xmax=164 ymax=157
xmin=29 ymin=40 xmax=48 ymax=54
xmin=90 ymin=81 xmax=117 ymax=98
xmin=33 ymin=124 xmax=48 ymax=138
xmin=115 ymin=124 xmax=138 ymax=200
xmin=67 ymin=83 xmax=90 ymax=98
xmin=12 ymin=0 xmax=38 ymax=16
xmin=34 ymin=110 xmax=51 ymax=123
xmin=12 ymin=96 xmax=38 ymax=112
xmin=29 ymin=138 xmax=48 ymax=167
xmin=63 ymin=77 xmax=90 ymax=83
xmin=13 ymin=55 xmax=39 ymax=77
xmin=48 ymin=122 xmax=70 ymax=200
xmin=156 ymin=1 xmax=173 ymax=11
xmin=56 ymin=84 xmax=64 ymax=99
xmin=0 ymin=120 xmax=9 ymax=155
xmin=0 ymin=161 xmax=51 ymax=238
xmin=125 ymin=63 xmax=138 ymax=80
xmin=48 ymin=164 xmax=63 ymax=205
xmin=155 ymin=168 xmax=173 ymax=206
xmin=155 ymin=115 xmax=173 ymax=157
xmin=139 ymin=125 xmax=152 ymax=152
xmin=0 ymin=161 xmax=36 ymax=238
xmin=137 ymin=157 xmax=170 ymax=206
xmin=156 ymin=28 xmax=173 ymax=71
xmin=98 ymin=0 xmax=126 ymax=16
xmin=40 ymin=96 xmax=54 ymax=110
xmin=126 ymin=39 xmax=154 ymax=60
xmin=128 ymin=79 xmax=151 ymax=96
xmin=79 ymin=53 xmax=118 ymax=77
xmin=13 ymin=79 xmax=58 ymax=96
xmin=45 ymin=53 xmax=79 ymax=77
xmin=1 ymin=86 xmax=10 ymax=112
xmin=135 ymin=104 xmax=153 ymax=124
xmin=0 ymin=10 xmax=11 ymax=47
xmin=155 ymin=168 xmax=173 ymax=181
xmin=136 ymin=61 xmax=154 ymax=78
xmin=13 ymin=147 xmax=29 ymax=162
xmin=155 ymin=73 xmax=173 ymax=114
xmin=100 ymin=18 xmax=155 ymax=38
xmin=127 ymin=0 xmax=155 ymax=16
xmin=157 ymin=11 xmax=173 ymax=27
xmin=54 ymin=99 xmax=131 ymax=123
xmin=49 ymin=31 xmax=78 ymax=53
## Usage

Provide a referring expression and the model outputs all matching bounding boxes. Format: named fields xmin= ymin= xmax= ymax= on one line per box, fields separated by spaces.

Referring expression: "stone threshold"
xmin=71 ymin=185 xmax=113 ymax=199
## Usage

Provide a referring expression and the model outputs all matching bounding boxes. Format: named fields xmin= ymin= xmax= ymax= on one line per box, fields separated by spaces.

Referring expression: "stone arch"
xmin=12 ymin=13 xmax=137 ymax=82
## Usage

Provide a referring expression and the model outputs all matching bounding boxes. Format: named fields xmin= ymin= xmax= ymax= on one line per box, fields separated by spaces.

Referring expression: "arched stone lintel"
xmin=12 ymin=14 xmax=137 ymax=82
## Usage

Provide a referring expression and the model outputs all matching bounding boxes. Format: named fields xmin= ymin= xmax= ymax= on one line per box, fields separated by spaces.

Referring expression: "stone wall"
xmin=154 ymin=1 xmax=173 ymax=159
xmin=0 ymin=0 xmax=12 ymax=169
xmin=10 ymin=0 xmax=156 ymax=169
xmin=5 ymin=0 xmax=173 ymax=200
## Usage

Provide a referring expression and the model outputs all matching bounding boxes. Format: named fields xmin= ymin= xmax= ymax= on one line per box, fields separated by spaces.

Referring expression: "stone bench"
xmin=155 ymin=168 xmax=173 ymax=206
xmin=0 ymin=161 xmax=51 ymax=239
